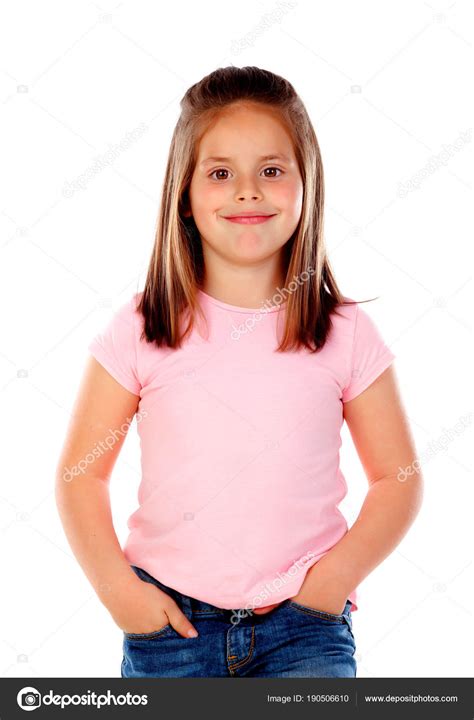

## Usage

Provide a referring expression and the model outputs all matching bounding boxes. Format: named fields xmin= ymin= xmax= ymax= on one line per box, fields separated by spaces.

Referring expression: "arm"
xmin=55 ymin=356 xmax=199 ymax=637
xmin=55 ymin=355 xmax=141 ymax=608
xmin=289 ymin=364 xmax=424 ymax=614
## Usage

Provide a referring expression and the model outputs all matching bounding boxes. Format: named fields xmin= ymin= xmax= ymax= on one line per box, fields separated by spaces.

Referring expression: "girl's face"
xmin=188 ymin=103 xmax=303 ymax=268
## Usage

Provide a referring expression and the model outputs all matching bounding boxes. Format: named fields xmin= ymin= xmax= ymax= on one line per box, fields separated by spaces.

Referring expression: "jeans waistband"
xmin=130 ymin=564 xmax=231 ymax=618
xmin=129 ymin=564 xmax=352 ymax=625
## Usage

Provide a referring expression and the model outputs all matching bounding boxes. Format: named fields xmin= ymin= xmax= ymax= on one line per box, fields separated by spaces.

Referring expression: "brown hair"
xmin=137 ymin=65 xmax=376 ymax=353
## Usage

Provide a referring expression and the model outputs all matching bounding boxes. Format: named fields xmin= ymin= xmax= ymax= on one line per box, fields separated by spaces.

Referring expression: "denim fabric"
xmin=121 ymin=565 xmax=357 ymax=678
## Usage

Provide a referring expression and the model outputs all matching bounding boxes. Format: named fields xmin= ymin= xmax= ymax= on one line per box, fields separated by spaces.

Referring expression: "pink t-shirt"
xmin=87 ymin=289 xmax=395 ymax=612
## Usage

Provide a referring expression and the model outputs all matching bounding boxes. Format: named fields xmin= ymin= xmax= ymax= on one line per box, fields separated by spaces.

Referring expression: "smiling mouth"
xmin=223 ymin=214 xmax=277 ymax=225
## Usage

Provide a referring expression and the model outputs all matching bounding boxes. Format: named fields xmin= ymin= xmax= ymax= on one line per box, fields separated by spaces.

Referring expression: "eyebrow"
xmin=200 ymin=153 xmax=291 ymax=166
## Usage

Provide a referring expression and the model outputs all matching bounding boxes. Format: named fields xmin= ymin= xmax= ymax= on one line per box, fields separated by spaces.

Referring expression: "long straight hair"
xmin=137 ymin=65 xmax=375 ymax=353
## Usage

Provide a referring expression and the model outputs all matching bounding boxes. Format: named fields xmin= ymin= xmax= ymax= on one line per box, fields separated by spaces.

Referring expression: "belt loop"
xmin=342 ymin=602 xmax=354 ymax=633
xmin=180 ymin=593 xmax=193 ymax=620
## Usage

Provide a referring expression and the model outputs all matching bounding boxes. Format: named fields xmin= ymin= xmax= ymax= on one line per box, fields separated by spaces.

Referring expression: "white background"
xmin=0 ymin=0 xmax=472 ymax=678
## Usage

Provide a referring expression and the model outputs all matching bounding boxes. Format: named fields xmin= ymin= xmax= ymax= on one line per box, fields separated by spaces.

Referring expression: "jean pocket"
xmin=124 ymin=623 xmax=174 ymax=640
xmin=287 ymin=599 xmax=350 ymax=623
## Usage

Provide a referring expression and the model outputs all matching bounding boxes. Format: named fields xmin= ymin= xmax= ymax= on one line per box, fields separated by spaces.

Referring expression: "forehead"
xmin=195 ymin=103 xmax=295 ymax=160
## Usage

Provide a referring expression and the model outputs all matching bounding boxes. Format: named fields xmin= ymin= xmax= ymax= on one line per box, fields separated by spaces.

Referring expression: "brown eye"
xmin=210 ymin=169 xmax=229 ymax=180
xmin=209 ymin=166 xmax=283 ymax=181
xmin=262 ymin=167 xmax=282 ymax=177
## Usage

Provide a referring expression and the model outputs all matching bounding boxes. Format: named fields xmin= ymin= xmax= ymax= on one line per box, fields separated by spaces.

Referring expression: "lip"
xmin=223 ymin=213 xmax=277 ymax=225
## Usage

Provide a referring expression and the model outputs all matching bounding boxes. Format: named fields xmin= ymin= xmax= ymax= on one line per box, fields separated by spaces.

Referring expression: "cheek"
xmin=191 ymin=182 xmax=225 ymax=214
xmin=272 ymin=181 xmax=303 ymax=216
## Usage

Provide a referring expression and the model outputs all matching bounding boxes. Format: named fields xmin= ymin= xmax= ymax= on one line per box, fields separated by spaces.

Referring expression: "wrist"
xmin=295 ymin=561 xmax=352 ymax=611
xmin=95 ymin=569 xmax=143 ymax=612
xmin=305 ymin=556 xmax=354 ymax=599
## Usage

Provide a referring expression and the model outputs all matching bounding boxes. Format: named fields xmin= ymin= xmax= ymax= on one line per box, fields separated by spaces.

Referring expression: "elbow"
xmin=415 ymin=470 xmax=424 ymax=512
xmin=405 ymin=469 xmax=424 ymax=524
xmin=55 ymin=463 xmax=70 ymax=496
xmin=54 ymin=470 xmax=71 ymax=513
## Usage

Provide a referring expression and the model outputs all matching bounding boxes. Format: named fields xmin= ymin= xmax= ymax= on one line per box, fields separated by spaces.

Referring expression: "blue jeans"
xmin=121 ymin=565 xmax=357 ymax=678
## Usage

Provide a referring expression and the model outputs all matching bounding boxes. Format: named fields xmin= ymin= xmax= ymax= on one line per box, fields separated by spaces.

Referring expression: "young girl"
xmin=55 ymin=65 xmax=423 ymax=679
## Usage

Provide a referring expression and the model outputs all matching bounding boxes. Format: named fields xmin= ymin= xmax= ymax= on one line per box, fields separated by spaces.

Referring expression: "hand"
xmin=108 ymin=576 xmax=199 ymax=639
xmin=252 ymin=601 xmax=283 ymax=615
xmin=290 ymin=588 xmax=348 ymax=616
xmin=253 ymin=593 xmax=348 ymax=617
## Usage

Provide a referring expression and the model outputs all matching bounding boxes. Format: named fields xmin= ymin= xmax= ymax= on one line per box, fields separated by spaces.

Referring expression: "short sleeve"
xmin=87 ymin=296 xmax=141 ymax=395
xmin=342 ymin=304 xmax=395 ymax=403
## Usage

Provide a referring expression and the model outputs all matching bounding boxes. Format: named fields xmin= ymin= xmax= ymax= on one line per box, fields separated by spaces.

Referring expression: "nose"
xmin=234 ymin=175 xmax=262 ymax=202
xmin=237 ymin=194 xmax=259 ymax=201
